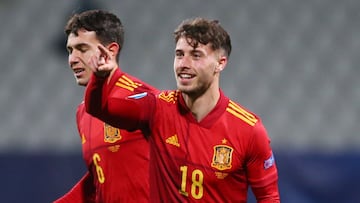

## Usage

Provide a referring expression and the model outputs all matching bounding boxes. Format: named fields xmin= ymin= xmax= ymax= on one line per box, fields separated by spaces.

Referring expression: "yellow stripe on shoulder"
xmin=115 ymin=75 xmax=142 ymax=92
xmin=158 ymin=91 xmax=178 ymax=104
xmin=226 ymin=100 xmax=258 ymax=126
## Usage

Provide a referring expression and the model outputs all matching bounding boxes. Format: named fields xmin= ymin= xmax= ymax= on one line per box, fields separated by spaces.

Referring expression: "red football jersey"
xmin=54 ymin=172 xmax=95 ymax=203
xmin=85 ymin=75 xmax=280 ymax=202
xmin=56 ymin=68 xmax=157 ymax=203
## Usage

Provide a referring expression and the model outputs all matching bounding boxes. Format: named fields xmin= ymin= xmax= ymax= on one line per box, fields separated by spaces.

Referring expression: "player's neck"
xmin=183 ymin=87 xmax=220 ymax=122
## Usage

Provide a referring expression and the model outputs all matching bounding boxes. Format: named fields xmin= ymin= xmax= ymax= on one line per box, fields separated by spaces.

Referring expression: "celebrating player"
xmin=85 ymin=17 xmax=280 ymax=202
xmin=53 ymin=10 xmax=157 ymax=203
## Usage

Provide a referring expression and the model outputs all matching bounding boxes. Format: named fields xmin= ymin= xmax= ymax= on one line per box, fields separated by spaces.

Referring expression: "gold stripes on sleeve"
xmin=115 ymin=75 xmax=142 ymax=92
xmin=158 ymin=91 xmax=178 ymax=104
xmin=226 ymin=100 xmax=258 ymax=126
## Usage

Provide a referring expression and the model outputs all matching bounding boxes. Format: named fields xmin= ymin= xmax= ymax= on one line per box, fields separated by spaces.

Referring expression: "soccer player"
xmin=53 ymin=10 xmax=157 ymax=203
xmin=85 ymin=17 xmax=280 ymax=202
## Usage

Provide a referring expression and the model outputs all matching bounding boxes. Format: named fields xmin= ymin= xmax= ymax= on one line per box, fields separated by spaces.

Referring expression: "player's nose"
xmin=68 ymin=52 xmax=80 ymax=68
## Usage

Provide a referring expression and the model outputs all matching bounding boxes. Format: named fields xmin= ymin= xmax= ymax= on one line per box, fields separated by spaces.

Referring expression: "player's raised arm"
xmin=84 ymin=45 xmax=156 ymax=131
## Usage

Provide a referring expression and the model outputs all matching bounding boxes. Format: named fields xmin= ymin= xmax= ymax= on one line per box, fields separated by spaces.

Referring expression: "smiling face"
xmin=66 ymin=29 xmax=101 ymax=86
xmin=174 ymin=37 xmax=226 ymax=98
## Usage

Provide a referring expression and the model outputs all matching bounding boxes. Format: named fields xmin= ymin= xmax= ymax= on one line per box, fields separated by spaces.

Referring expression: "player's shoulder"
xmin=224 ymin=99 xmax=260 ymax=127
xmin=78 ymin=100 xmax=85 ymax=106
xmin=76 ymin=101 xmax=85 ymax=113
xmin=156 ymin=90 xmax=180 ymax=104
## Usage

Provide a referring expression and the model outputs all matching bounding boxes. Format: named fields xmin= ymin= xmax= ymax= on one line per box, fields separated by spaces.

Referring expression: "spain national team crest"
xmin=104 ymin=123 xmax=121 ymax=143
xmin=211 ymin=145 xmax=233 ymax=170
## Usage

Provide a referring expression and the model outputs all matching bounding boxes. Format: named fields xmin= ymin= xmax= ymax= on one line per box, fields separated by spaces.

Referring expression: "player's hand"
xmin=82 ymin=44 xmax=117 ymax=78
xmin=96 ymin=44 xmax=117 ymax=75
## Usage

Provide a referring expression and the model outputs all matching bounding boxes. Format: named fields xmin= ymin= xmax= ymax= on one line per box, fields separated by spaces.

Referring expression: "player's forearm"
xmin=103 ymin=96 xmax=144 ymax=130
xmin=252 ymin=180 xmax=280 ymax=203
xmin=104 ymin=68 xmax=122 ymax=96
xmin=85 ymin=73 xmax=142 ymax=130
xmin=85 ymin=74 xmax=108 ymax=118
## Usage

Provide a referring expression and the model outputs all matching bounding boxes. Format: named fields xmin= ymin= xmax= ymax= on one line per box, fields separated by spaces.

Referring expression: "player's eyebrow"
xmin=75 ymin=43 xmax=90 ymax=49
xmin=68 ymin=42 xmax=90 ymax=49
xmin=67 ymin=43 xmax=91 ymax=53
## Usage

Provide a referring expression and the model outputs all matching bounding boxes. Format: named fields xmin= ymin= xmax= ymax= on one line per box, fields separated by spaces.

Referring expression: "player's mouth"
xmin=178 ymin=73 xmax=194 ymax=79
xmin=177 ymin=73 xmax=195 ymax=85
xmin=74 ymin=68 xmax=85 ymax=77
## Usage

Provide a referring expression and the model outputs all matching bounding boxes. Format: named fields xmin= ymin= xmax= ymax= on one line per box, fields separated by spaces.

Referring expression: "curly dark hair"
xmin=173 ymin=17 xmax=231 ymax=57
xmin=64 ymin=9 xmax=124 ymax=60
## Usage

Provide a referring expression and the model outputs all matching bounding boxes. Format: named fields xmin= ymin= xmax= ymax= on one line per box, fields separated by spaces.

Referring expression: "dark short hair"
xmin=173 ymin=17 xmax=231 ymax=57
xmin=65 ymin=9 xmax=124 ymax=58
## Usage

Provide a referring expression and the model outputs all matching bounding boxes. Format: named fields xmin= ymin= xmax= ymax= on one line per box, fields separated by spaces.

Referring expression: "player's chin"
xmin=177 ymin=85 xmax=194 ymax=94
xmin=177 ymin=82 xmax=187 ymax=90
xmin=76 ymin=79 xmax=88 ymax=87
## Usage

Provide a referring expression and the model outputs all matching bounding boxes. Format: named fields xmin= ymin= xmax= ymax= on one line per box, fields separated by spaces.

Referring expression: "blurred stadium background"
xmin=0 ymin=0 xmax=359 ymax=202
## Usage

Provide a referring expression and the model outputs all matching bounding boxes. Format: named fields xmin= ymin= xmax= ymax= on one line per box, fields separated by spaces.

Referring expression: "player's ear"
xmin=106 ymin=42 xmax=120 ymax=59
xmin=215 ymin=55 xmax=227 ymax=73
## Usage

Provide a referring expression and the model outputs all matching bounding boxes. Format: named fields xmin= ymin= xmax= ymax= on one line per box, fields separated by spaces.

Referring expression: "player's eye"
xmin=190 ymin=50 xmax=202 ymax=60
xmin=175 ymin=51 xmax=184 ymax=58
xmin=66 ymin=47 xmax=73 ymax=54
xmin=192 ymin=53 xmax=201 ymax=59
xmin=79 ymin=47 xmax=88 ymax=53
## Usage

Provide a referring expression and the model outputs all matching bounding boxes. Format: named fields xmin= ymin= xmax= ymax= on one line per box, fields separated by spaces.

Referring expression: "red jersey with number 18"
xmin=149 ymin=90 xmax=278 ymax=202
xmin=85 ymin=74 xmax=280 ymax=202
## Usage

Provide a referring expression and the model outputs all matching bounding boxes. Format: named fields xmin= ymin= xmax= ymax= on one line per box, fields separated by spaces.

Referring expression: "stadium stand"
xmin=0 ymin=0 xmax=359 ymax=202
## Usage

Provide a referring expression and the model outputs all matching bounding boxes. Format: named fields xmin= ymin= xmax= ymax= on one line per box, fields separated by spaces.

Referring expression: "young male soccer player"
xmin=85 ymin=17 xmax=280 ymax=202
xmin=53 ymin=10 xmax=157 ymax=203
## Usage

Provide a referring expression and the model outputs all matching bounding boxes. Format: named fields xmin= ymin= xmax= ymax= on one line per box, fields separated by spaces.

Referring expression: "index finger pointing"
xmin=97 ymin=44 xmax=112 ymax=62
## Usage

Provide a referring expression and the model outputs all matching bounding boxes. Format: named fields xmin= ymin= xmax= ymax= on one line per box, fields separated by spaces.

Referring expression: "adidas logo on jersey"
xmin=166 ymin=134 xmax=180 ymax=147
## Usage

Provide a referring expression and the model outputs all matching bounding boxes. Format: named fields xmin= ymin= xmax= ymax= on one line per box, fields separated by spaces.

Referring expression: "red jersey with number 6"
xmin=59 ymin=68 xmax=157 ymax=203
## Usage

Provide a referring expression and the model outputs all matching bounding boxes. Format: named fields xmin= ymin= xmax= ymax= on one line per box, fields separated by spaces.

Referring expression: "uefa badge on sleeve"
xmin=264 ymin=153 xmax=275 ymax=170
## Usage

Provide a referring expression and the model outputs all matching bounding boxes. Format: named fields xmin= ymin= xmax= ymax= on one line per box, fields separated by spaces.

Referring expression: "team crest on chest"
xmin=104 ymin=123 xmax=122 ymax=143
xmin=211 ymin=145 xmax=233 ymax=170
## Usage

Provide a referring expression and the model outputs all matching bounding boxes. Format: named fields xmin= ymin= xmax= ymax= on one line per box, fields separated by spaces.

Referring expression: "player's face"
xmin=174 ymin=37 xmax=221 ymax=96
xmin=66 ymin=29 xmax=101 ymax=86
